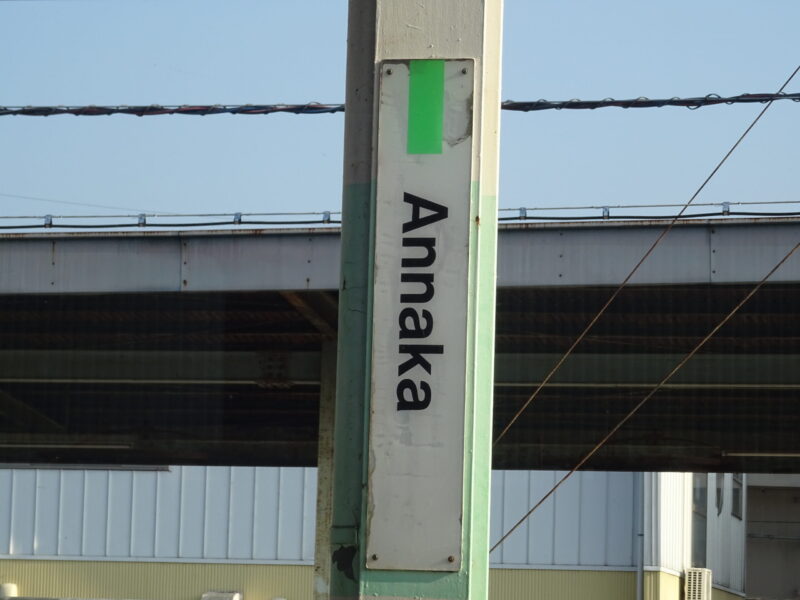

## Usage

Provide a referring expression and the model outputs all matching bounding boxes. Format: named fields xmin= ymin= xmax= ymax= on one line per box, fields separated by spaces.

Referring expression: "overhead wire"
xmin=1 ymin=92 xmax=799 ymax=117
xmin=490 ymin=237 xmax=800 ymax=554
xmin=501 ymin=92 xmax=800 ymax=112
xmin=0 ymin=104 xmax=345 ymax=117
xmin=0 ymin=192 xmax=157 ymax=213
xmin=489 ymin=63 xmax=800 ymax=554
xmin=492 ymin=63 xmax=800 ymax=447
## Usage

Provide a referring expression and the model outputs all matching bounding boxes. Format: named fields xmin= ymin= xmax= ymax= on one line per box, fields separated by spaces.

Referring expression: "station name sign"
xmin=367 ymin=59 xmax=474 ymax=572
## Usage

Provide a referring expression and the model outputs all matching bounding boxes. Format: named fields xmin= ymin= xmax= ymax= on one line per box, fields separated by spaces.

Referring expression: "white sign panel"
xmin=366 ymin=59 xmax=474 ymax=571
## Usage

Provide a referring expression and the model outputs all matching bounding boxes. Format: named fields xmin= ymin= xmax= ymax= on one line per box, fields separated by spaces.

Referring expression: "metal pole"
xmin=321 ymin=0 xmax=503 ymax=598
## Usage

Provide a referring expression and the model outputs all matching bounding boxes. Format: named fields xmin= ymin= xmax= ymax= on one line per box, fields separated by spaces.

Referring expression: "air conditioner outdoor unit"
xmin=685 ymin=568 xmax=713 ymax=600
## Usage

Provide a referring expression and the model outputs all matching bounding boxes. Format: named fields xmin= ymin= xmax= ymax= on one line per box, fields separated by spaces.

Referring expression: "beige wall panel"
xmin=642 ymin=571 xmax=744 ymax=600
xmin=644 ymin=570 xmax=681 ymax=600
xmin=7 ymin=561 xmax=743 ymax=600
xmin=1 ymin=561 xmax=641 ymax=600
xmin=712 ymin=588 xmax=744 ymax=600
xmin=489 ymin=569 xmax=635 ymax=600
xmin=0 ymin=560 xmax=311 ymax=600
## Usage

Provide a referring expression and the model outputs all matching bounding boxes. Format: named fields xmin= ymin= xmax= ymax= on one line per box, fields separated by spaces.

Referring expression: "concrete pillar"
xmin=320 ymin=1 xmax=503 ymax=598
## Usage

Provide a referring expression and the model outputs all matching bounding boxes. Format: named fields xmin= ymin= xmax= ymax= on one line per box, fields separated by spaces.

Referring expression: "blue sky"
xmin=1 ymin=0 xmax=798 ymax=222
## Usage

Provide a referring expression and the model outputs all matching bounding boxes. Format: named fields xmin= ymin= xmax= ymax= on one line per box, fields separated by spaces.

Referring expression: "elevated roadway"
xmin=1 ymin=217 xmax=798 ymax=472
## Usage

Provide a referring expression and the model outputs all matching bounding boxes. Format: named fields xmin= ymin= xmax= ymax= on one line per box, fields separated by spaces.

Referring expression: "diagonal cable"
xmin=491 ymin=237 xmax=800 ymax=554
xmin=493 ymin=64 xmax=800 ymax=447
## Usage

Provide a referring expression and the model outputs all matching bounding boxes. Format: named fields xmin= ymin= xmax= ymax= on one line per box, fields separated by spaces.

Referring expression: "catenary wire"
xmin=501 ymin=92 xmax=800 ymax=112
xmin=0 ymin=104 xmax=346 ymax=117
xmin=492 ymin=63 xmax=800 ymax=447
xmin=1 ymin=93 xmax=800 ymax=117
xmin=0 ymin=192 xmax=156 ymax=213
xmin=490 ymin=237 xmax=800 ymax=554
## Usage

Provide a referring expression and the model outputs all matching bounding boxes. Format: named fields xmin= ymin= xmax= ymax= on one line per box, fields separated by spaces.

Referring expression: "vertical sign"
xmin=367 ymin=59 xmax=474 ymax=571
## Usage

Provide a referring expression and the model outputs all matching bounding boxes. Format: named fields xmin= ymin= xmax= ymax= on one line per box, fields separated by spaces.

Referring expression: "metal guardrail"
xmin=0 ymin=201 xmax=798 ymax=231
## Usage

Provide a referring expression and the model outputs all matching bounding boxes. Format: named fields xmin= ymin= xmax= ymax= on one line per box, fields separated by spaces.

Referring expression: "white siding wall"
xmin=0 ymin=467 xmax=638 ymax=569
xmin=489 ymin=470 xmax=636 ymax=568
xmin=4 ymin=465 xmax=745 ymax=585
xmin=0 ymin=466 xmax=317 ymax=563
xmin=706 ymin=473 xmax=746 ymax=592
xmin=642 ymin=472 xmax=746 ymax=594
xmin=656 ymin=472 xmax=691 ymax=574
xmin=643 ymin=472 xmax=659 ymax=568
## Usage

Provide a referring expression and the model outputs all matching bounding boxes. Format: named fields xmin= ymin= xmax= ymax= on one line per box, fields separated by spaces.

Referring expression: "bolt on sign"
xmin=367 ymin=59 xmax=474 ymax=572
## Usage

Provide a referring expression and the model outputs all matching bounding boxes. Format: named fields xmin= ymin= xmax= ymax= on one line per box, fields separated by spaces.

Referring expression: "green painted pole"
xmin=320 ymin=1 xmax=503 ymax=598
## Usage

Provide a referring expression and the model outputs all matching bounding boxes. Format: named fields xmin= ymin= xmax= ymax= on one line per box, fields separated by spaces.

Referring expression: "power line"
xmin=490 ymin=236 xmax=800 ymax=555
xmin=490 ymin=63 xmax=800 ymax=554
xmin=501 ymin=92 xmax=800 ymax=112
xmin=1 ymin=92 xmax=799 ymax=117
xmin=492 ymin=64 xmax=800 ymax=447
xmin=0 ymin=192 xmax=156 ymax=213
xmin=0 ymin=104 xmax=345 ymax=117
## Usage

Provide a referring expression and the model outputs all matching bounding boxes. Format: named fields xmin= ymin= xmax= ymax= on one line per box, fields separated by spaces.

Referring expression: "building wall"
xmin=655 ymin=472 xmax=691 ymax=574
xmin=643 ymin=472 xmax=746 ymax=595
xmin=0 ymin=467 xmax=317 ymax=563
xmin=489 ymin=470 xmax=636 ymax=567
xmin=644 ymin=570 xmax=682 ymax=600
xmin=0 ymin=560 xmax=311 ymax=600
xmin=2 ymin=562 xmax=749 ymax=600
xmin=706 ymin=474 xmax=746 ymax=592
xmin=642 ymin=472 xmax=693 ymax=572
xmin=746 ymin=484 xmax=800 ymax=600
xmin=0 ymin=467 xmax=749 ymax=599
xmin=643 ymin=570 xmax=743 ymax=600
xmin=490 ymin=569 xmax=635 ymax=600
xmin=713 ymin=587 xmax=744 ymax=600
xmin=0 ymin=467 xmax=637 ymax=569
xmin=0 ymin=561 xmax=638 ymax=600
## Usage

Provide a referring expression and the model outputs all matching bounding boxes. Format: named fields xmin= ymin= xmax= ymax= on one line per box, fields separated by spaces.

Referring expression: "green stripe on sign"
xmin=407 ymin=59 xmax=445 ymax=154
